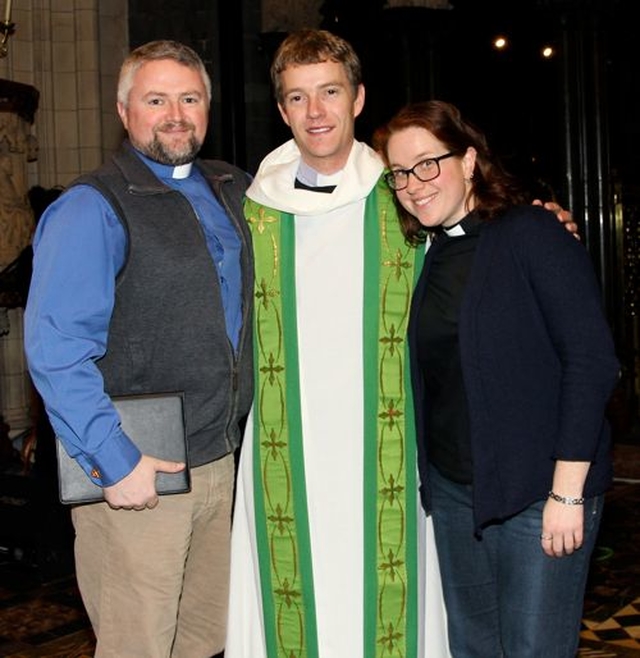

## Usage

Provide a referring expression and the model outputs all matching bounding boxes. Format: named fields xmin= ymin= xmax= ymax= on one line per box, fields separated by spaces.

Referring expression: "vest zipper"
xmin=211 ymin=176 xmax=249 ymax=453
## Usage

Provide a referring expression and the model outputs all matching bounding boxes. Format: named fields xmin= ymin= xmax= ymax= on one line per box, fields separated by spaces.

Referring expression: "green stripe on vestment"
xmin=245 ymin=177 xmax=422 ymax=658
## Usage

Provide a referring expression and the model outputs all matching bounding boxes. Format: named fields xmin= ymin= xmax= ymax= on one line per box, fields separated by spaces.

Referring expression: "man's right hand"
xmin=103 ymin=455 xmax=186 ymax=511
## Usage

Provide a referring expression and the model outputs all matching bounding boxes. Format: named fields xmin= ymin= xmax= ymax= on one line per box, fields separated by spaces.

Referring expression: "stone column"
xmin=261 ymin=0 xmax=323 ymax=32
xmin=0 ymin=78 xmax=37 ymax=270
xmin=386 ymin=0 xmax=452 ymax=7
xmin=0 ymin=77 xmax=38 ymax=436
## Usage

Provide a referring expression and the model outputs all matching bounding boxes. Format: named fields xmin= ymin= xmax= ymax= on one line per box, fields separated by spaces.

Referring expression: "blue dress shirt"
xmin=24 ymin=151 xmax=243 ymax=486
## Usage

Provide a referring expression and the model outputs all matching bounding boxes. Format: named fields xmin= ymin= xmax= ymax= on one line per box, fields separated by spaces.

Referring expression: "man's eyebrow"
xmin=283 ymin=81 xmax=346 ymax=96
xmin=141 ymin=89 xmax=204 ymax=98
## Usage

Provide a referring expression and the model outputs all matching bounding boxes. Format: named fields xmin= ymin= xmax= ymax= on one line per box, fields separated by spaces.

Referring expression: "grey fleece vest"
xmin=73 ymin=143 xmax=254 ymax=467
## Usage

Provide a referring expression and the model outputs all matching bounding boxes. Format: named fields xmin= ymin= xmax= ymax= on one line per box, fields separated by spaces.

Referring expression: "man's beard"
xmin=137 ymin=122 xmax=202 ymax=165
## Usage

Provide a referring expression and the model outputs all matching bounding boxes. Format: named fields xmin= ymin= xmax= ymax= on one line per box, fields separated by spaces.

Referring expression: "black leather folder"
xmin=56 ymin=392 xmax=190 ymax=504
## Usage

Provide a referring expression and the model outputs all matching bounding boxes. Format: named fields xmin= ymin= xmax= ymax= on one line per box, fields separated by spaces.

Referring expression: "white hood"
xmin=246 ymin=139 xmax=384 ymax=216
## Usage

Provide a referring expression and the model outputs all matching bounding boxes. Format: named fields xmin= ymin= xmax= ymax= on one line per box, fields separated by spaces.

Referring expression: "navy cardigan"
xmin=409 ymin=205 xmax=620 ymax=529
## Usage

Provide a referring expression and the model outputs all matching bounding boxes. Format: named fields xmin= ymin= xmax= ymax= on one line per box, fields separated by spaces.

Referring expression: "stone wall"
xmin=0 ymin=0 xmax=128 ymax=191
xmin=0 ymin=0 xmax=128 ymax=435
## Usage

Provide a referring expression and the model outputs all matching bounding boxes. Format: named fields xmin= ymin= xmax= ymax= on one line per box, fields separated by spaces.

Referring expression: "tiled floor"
xmin=0 ymin=560 xmax=94 ymax=658
xmin=578 ymin=442 xmax=640 ymax=657
xmin=0 ymin=443 xmax=639 ymax=657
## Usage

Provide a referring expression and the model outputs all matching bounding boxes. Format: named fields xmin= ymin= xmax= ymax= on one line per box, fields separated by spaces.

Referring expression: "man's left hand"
xmin=533 ymin=199 xmax=579 ymax=239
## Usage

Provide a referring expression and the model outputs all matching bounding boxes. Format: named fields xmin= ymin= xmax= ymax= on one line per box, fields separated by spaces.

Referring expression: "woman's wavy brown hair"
xmin=373 ymin=100 xmax=529 ymax=245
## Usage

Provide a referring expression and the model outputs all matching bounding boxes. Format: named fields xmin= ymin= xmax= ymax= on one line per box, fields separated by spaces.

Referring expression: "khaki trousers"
xmin=72 ymin=454 xmax=234 ymax=658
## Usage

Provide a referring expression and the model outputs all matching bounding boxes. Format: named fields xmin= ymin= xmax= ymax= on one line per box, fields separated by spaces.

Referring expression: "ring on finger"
xmin=540 ymin=534 xmax=553 ymax=541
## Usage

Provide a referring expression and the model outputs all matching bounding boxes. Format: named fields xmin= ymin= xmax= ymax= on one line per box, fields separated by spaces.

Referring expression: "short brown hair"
xmin=270 ymin=29 xmax=362 ymax=104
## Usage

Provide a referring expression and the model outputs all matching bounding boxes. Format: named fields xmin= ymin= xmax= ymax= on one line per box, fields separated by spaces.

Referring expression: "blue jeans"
xmin=428 ymin=464 xmax=603 ymax=658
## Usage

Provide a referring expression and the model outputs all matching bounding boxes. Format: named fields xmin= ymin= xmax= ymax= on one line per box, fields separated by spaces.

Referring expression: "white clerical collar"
xmin=296 ymin=159 xmax=343 ymax=188
xmin=135 ymin=148 xmax=194 ymax=180
xmin=443 ymin=212 xmax=483 ymax=237
xmin=443 ymin=222 xmax=466 ymax=237
xmin=172 ymin=163 xmax=192 ymax=179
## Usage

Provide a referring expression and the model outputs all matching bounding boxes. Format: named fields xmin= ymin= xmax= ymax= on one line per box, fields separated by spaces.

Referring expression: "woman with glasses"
xmin=374 ymin=100 xmax=619 ymax=658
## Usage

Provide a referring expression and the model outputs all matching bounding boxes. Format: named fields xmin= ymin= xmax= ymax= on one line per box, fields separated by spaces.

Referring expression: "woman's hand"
xmin=540 ymin=496 xmax=584 ymax=557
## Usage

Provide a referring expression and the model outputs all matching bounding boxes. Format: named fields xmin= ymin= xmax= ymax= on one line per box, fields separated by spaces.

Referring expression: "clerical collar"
xmin=295 ymin=160 xmax=342 ymax=192
xmin=443 ymin=211 xmax=482 ymax=237
xmin=443 ymin=223 xmax=467 ymax=237
xmin=135 ymin=149 xmax=194 ymax=179
xmin=171 ymin=164 xmax=192 ymax=179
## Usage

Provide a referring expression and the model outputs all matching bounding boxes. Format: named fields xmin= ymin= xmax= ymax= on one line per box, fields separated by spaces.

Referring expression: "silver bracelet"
xmin=548 ymin=490 xmax=585 ymax=505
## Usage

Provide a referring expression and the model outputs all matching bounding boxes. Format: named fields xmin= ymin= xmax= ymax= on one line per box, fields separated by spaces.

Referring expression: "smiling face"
xmin=277 ymin=60 xmax=365 ymax=175
xmin=386 ymin=126 xmax=476 ymax=229
xmin=117 ymin=59 xmax=209 ymax=166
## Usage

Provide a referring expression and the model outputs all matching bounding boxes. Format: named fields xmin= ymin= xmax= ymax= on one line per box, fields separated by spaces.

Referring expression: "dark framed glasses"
xmin=384 ymin=152 xmax=458 ymax=191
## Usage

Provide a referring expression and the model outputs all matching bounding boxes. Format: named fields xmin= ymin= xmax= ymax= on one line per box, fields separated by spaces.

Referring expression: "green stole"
xmin=245 ymin=177 xmax=422 ymax=658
